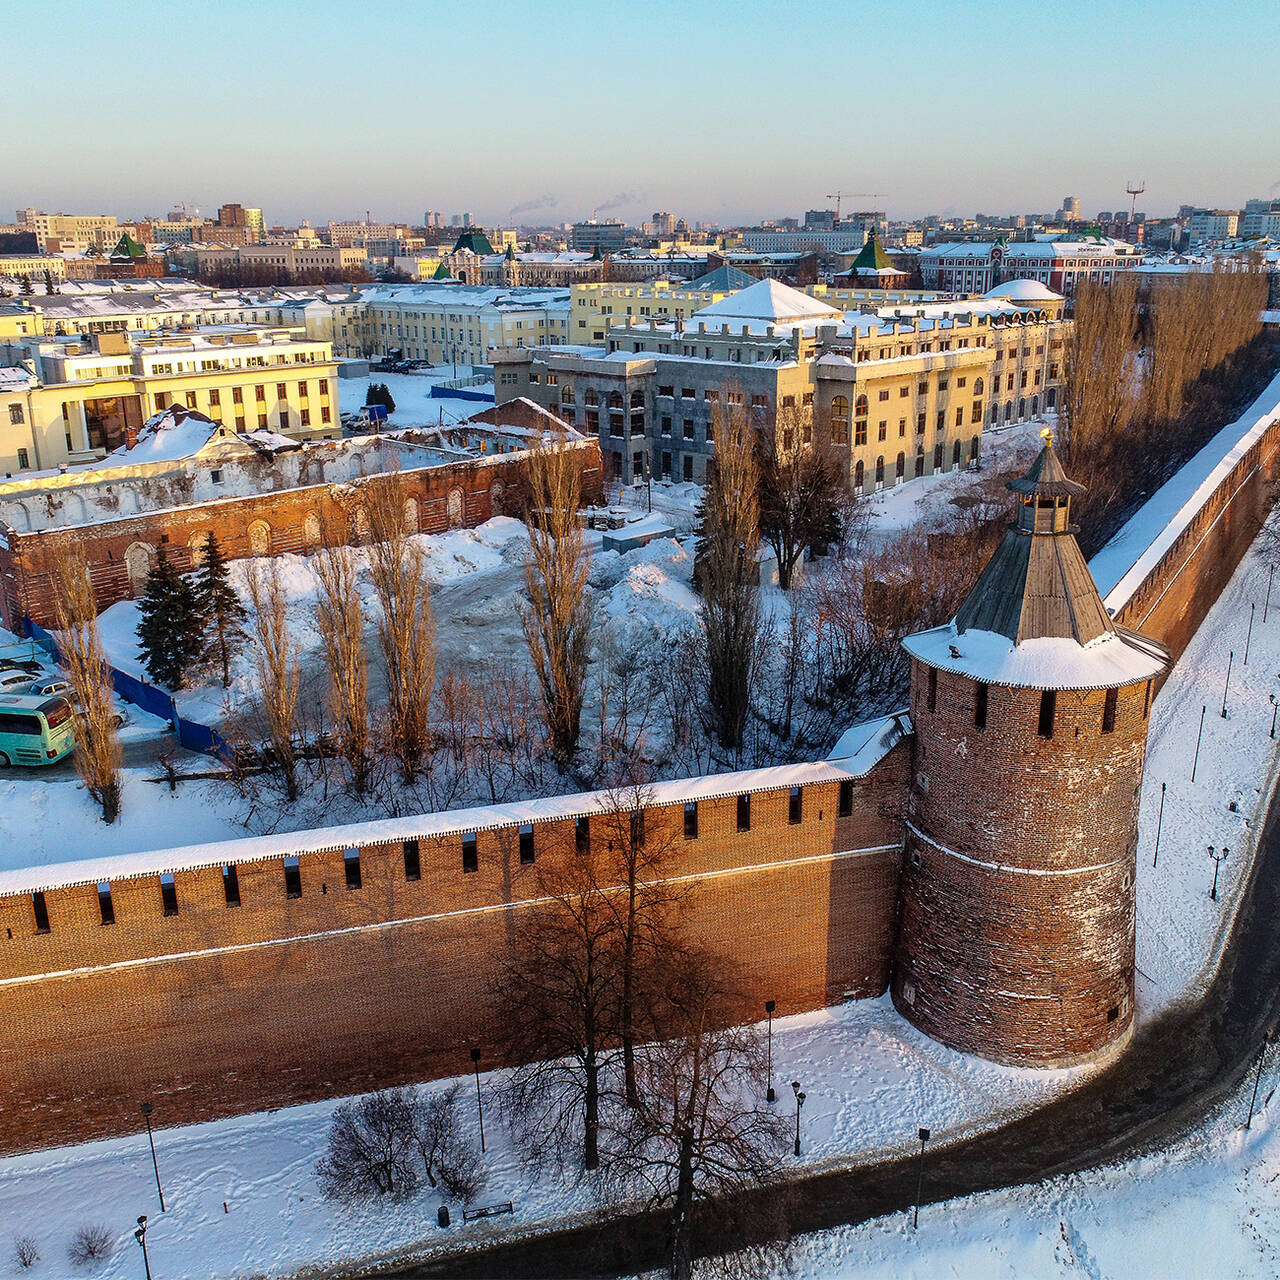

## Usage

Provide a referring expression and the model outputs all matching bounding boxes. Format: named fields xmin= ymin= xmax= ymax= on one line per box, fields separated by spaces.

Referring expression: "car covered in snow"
xmin=25 ymin=677 xmax=129 ymax=729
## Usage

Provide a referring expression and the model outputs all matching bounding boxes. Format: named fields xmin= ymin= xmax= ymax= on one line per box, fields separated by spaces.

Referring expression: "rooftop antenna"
xmin=1126 ymin=180 xmax=1146 ymax=221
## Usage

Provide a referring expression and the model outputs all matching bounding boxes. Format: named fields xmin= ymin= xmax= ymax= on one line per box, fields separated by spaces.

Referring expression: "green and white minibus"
xmin=0 ymin=694 xmax=76 ymax=767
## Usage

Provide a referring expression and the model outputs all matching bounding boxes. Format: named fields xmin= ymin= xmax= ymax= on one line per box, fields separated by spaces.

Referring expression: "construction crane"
xmin=826 ymin=190 xmax=887 ymax=221
xmin=1126 ymin=180 xmax=1146 ymax=221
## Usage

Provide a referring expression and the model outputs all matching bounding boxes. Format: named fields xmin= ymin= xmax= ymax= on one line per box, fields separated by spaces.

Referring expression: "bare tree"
xmin=366 ymin=475 xmax=436 ymax=782
xmin=11 ymin=1234 xmax=38 ymax=1270
xmin=314 ymin=540 xmax=372 ymax=794
xmin=521 ymin=431 xmax=595 ymax=765
xmin=49 ymin=556 xmax=122 ymax=824
xmin=757 ymin=403 xmax=852 ymax=591
xmin=316 ymin=1089 xmax=420 ymax=1201
xmin=614 ymin=958 xmax=789 ymax=1280
xmin=245 ymin=560 xmax=302 ymax=801
xmin=594 ymin=782 xmax=686 ymax=1108
xmin=696 ymin=393 xmax=761 ymax=754
xmin=499 ymin=833 xmax=623 ymax=1172
xmin=410 ymin=1083 xmax=485 ymax=1202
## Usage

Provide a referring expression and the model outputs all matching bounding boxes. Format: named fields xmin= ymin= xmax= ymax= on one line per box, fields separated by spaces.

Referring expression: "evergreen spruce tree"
xmin=43 ymin=269 xmax=55 ymax=295
xmin=365 ymin=382 xmax=396 ymax=415
xmin=18 ymin=275 xmax=33 ymax=297
xmin=195 ymin=534 xmax=248 ymax=688
xmin=136 ymin=548 xmax=204 ymax=690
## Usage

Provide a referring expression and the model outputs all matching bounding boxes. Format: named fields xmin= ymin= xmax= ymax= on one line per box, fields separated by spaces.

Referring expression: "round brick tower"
xmin=892 ymin=440 xmax=1168 ymax=1066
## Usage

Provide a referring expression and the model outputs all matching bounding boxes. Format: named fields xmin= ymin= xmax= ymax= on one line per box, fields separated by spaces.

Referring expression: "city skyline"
xmin=4 ymin=0 xmax=1276 ymax=229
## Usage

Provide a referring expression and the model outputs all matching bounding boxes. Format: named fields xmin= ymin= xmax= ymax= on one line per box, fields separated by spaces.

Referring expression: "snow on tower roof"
xmin=689 ymin=276 xmax=841 ymax=327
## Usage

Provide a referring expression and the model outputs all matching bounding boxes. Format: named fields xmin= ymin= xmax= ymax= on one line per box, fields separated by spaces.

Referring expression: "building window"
xmin=8 ymin=405 xmax=23 ymax=424
xmin=223 ymin=864 xmax=241 ymax=906
xmin=208 ymin=388 xmax=220 ymax=407
xmin=788 ymin=786 xmax=803 ymax=825
xmin=462 ymin=832 xmax=478 ymax=873
xmin=403 ymin=839 xmax=420 ymax=881
xmin=838 ymin=779 xmax=853 ymax=817
xmin=684 ymin=801 xmax=698 ymax=839
xmin=31 ymin=891 xmax=50 ymax=934
xmin=519 ymin=823 xmax=535 ymax=864
xmin=737 ymin=793 xmax=751 ymax=832
xmin=974 ymin=682 xmax=988 ymax=730
xmin=344 ymin=848 xmax=362 ymax=889
xmin=1038 ymin=689 xmax=1057 ymax=738
xmin=160 ymin=873 xmax=179 ymax=917
xmin=928 ymin=667 xmax=937 ymax=713
xmin=16 ymin=448 xmax=29 ymax=469
xmin=97 ymin=881 xmax=115 ymax=925
xmin=1102 ymin=687 xmax=1118 ymax=734
xmin=284 ymin=856 xmax=302 ymax=898
xmin=630 ymin=810 xmax=645 ymax=848
xmin=576 ymin=815 xmax=590 ymax=853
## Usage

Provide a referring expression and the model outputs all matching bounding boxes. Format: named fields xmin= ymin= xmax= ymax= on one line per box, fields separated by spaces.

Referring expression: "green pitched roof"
xmin=451 ymin=230 xmax=494 ymax=255
xmin=431 ymin=262 xmax=454 ymax=280
xmin=850 ymin=227 xmax=893 ymax=272
xmin=109 ymin=232 xmax=147 ymax=259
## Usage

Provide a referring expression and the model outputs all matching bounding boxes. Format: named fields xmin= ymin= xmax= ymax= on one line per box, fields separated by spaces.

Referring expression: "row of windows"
xmin=924 ymin=669 xmax=1150 ymax=737
xmin=22 ymin=785 xmax=866 ymax=934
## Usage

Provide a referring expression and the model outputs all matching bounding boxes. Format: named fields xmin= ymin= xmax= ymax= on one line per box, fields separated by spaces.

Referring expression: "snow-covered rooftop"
xmin=982 ymin=279 xmax=1063 ymax=302
xmin=690 ymin=277 xmax=842 ymax=327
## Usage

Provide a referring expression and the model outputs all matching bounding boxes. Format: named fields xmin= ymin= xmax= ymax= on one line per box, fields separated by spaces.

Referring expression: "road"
xmin=374 ymin=773 xmax=1280 ymax=1279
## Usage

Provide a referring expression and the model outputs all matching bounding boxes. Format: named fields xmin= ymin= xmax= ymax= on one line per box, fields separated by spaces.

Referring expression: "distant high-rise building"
xmin=804 ymin=209 xmax=836 ymax=230
xmin=423 ymin=211 xmax=443 ymax=228
xmin=1062 ymin=195 xmax=1082 ymax=221
xmin=651 ymin=211 xmax=676 ymax=237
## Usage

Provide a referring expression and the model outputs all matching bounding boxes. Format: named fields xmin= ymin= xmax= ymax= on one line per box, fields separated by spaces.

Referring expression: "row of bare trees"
xmin=1064 ymin=262 xmax=1272 ymax=549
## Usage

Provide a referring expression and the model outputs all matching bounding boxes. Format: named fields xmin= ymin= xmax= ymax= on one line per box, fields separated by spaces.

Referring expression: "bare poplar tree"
xmin=366 ymin=476 xmax=436 ymax=781
xmin=696 ymin=392 xmax=761 ymax=754
xmin=521 ymin=431 xmax=595 ymax=765
xmin=245 ymin=560 xmax=302 ymax=801
xmin=314 ymin=540 xmax=371 ymax=794
xmin=49 ymin=556 xmax=122 ymax=824
xmin=1062 ymin=275 xmax=1141 ymax=459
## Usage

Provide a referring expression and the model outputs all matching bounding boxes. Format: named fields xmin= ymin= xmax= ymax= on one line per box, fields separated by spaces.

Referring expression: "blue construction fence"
xmin=22 ymin=618 xmax=234 ymax=763
xmin=430 ymin=384 xmax=494 ymax=403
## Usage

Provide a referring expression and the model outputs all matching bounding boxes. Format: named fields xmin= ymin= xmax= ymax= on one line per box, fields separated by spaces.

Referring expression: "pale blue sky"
xmin=5 ymin=0 xmax=1276 ymax=227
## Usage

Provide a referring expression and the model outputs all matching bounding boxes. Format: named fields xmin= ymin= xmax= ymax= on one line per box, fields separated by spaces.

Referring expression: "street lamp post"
xmin=790 ymin=1081 xmax=805 ymax=1158
xmin=139 ymin=1102 xmax=165 ymax=1213
xmin=469 ymin=1048 xmax=486 ymax=1153
xmin=1246 ymin=1030 xmax=1275 ymax=1129
xmin=1152 ymin=781 xmax=1167 ymax=869
xmin=134 ymin=1215 xmax=151 ymax=1280
xmin=765 ymin=1001 xmax=776 ymax=1103
xmin=912 ymin=1127 xmax=931 ymax=1229
xmin=1222 ymin=650 xmax=1234 ymax=718
xmin=1208 ymin=846 xmax=1229 ymax=901
xmin=1271 ymin=694 xmax=1278 ymax=741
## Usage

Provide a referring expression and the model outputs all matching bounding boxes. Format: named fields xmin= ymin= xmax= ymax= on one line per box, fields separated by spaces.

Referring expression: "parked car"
xmin=0 ymin=668 xmax=36 ymax=693
xmin=0 ymin=658 xmax=46 ymax=678
xmin=25 ymin=677 xmax=127 ymax=730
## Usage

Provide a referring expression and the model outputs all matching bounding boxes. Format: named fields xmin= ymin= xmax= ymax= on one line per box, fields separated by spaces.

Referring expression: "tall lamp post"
xmin=134 ymin=1215 xmax=151 ymax=1280
xmin=912 ymin=1127 xmax=931 ymax=1229
xmin=1246 ymin=1030 xmax=1276 ymax=1129
xmin=790 ymin=1080 xmax=805 ymax=1158
xmin=765 ymin=1001 xmax=776 ymax=1103
xmin=1208 ymin=846 xmax=1229 ymax=901
xmin=139 ymin=1102 xmax=165 ymax=1213
xmin=469 ymin=1048 xmax=487 ymax=1153
xmin=1271 ymin=693 xmax=1279 ymax=741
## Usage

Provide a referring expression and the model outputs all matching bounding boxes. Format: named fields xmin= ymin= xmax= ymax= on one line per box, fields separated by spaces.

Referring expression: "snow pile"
xmin=100 ymin=406 xmax=220 ymax=466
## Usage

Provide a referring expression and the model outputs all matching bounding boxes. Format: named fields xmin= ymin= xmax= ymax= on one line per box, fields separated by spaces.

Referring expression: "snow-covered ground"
xmin=337 ymin=369 xmax=495 ymax=431
xmin=762 ymin=1074 xmax=1280 ymax=1280
xmin=6 ymin=517 xmax=1280 ymax=1278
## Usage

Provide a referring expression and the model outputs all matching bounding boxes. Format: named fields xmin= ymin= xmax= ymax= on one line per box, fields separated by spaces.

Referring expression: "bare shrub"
xmin=12 ymin=1234 xmax=38 ymax=1270
xmin=316 ymin=1089 xmax=419 ymax=1201
xmin=67 ymin=1224 xmax=113 ymax=1267
xmin=411 ymin=1083 xmax=485 ymax=1202
xmin=48 ymin=555 xmax=122 ymax=824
